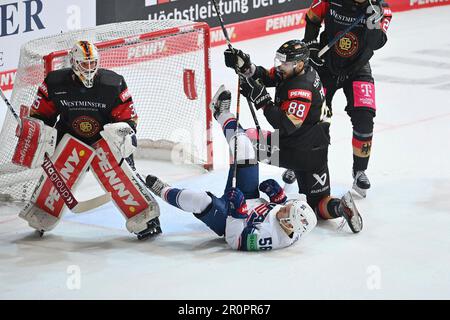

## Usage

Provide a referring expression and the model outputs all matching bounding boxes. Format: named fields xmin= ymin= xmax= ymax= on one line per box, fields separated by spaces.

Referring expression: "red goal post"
xmin=0 ymin=20 xmax=213 ymax=202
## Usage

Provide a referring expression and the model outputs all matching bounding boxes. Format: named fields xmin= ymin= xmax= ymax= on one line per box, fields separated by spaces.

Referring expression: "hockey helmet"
xmin=69 ymin=40 xmax=99 ymax=88
xmin=279 ymin=199 xmax=317 ymax=234
xmin=274 ymin=40 xmax=310 ymax=69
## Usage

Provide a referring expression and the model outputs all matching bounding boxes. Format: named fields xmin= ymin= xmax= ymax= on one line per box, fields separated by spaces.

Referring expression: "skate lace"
xmin=218 ymin=100 xmax=231 ymax=112
xmin=152 ymin=180 xmax=168 ymax=196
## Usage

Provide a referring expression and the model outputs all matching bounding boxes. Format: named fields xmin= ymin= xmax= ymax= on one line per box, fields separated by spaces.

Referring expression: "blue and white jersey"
xmin=225 ymin=193 xmax=315 ymax=251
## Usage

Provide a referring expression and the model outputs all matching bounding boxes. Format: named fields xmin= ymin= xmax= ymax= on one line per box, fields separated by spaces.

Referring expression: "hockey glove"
xmin=305 ymin=40 xmax=325 ymax=69
xmin=365 ymin=0 xmax=385 ymax=27
xmin=259 ymin=179 xmax=287 ymax=204
xmin=366 ymin=2 xmax=391 ymax=50
xmin=240 ymin=77 xmax=273 ymax=110
xmin=226 ymin=187 xmax=248 ymax=219
xmin=224 ymin=48 xmax=254 ymax=76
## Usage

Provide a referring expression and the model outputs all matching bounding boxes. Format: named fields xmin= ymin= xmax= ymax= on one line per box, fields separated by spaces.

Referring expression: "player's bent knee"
xmin=177 ymin=189 xmax=212 ymax=213
xmin=193 ymin=192 xmax=228 ymax=236
xmin=351 ymin=81 xmax=376 ymax=112
xmin=230 ymin=132 xmax=256 ymax=163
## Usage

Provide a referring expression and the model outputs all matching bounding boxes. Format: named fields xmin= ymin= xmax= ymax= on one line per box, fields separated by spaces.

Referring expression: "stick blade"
xmin=72 ymin=193 xmax=112 ymax=214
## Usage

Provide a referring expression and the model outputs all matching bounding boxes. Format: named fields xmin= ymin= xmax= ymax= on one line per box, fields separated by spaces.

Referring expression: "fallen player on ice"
xmin=143 ymin=86 xmax=363 ymax=251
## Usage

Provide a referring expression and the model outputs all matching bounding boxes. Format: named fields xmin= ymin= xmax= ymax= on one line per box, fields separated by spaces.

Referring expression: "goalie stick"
xmin=0 ymin=87 xmax=110 ymax=213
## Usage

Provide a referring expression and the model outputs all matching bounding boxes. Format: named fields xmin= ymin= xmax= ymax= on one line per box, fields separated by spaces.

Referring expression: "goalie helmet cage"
xmin=0 ymin=20 xmax=213 ymax=202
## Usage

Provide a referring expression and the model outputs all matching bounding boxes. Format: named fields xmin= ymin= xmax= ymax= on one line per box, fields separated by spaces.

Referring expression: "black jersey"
xmin=251 ymin=65 xmax=330 ymax=170
xmin=304 ymin=0 xmax=392 ymax=76
xmin=30 ymin=68 xmax=137 ymax=145
xmin=253 ymin=65 xmax=325 ymax=137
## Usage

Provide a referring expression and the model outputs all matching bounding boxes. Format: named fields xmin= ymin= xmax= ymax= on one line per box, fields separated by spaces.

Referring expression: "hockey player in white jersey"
xmin=146 ymin=171 xmax=317 ymax=251
xmin=144 ymin=86 xmax=362 ymax=250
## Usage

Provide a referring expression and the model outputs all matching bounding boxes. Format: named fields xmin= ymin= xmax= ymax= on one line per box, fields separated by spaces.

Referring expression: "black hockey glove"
xmin=304 ymin=40 xmax=325 ymax=69
xmin=240 ymin=77 xmax=273 ymax=110
xmin=224 ymin=48 xmax=253 ymax=74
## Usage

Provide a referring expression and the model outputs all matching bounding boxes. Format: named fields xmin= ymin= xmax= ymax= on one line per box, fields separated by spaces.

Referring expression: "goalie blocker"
xmin=19 ymin=133 xmax=160 ymax=238
xmin=12 ymin=117 xmax=57 ymax=168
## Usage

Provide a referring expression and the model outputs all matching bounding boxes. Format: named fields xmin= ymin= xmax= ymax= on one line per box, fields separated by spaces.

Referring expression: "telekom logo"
xmin=360 ymin=83 xmax=373 ymax=97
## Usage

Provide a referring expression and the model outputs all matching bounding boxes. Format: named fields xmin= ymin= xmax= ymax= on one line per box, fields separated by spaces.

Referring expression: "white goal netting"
xmin=0 ymin=20 xmax=212 ymax=202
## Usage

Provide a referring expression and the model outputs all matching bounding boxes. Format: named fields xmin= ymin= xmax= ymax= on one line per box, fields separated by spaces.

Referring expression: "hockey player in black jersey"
xmin=20 ymin=40 xmax=161 ymax=239
xmin=223 ymin=40 xmax=363 ymax=233
xmin=303 ymin=0 xmax=393 ymax=197
xmin=30 ymin=41 xmax=138 ymax=146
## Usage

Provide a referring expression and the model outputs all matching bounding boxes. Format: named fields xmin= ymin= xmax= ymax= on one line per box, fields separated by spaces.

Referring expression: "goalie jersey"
xmin=30 ymin=68 xmax=138 ymax=145
xmin=225 ymin=195 xmax=309 ymax=251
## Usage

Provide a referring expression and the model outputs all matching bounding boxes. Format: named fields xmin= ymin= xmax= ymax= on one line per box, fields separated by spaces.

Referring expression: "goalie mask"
xmin=70 ymin=40 xmax=99 ymax=88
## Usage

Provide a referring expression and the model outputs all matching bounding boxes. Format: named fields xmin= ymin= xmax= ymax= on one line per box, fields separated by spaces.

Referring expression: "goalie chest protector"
xmin=45 ymin=68 xmax=128 ymax=145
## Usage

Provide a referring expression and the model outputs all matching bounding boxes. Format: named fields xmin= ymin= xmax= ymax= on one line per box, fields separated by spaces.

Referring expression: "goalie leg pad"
xmin=19 ymin=134 xmax=95 ymax=231
xmin=91 ymin=138 xmax=159 ymax=234
xmin=19 ymin=195 xmax=59 ymax=232
xmin=12 ymin=117 xmax=57 ymax=168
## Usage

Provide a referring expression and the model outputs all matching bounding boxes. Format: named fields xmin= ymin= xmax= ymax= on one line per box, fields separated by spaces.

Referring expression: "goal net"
xmin=0 ymin=20 xmax=212 ymax=202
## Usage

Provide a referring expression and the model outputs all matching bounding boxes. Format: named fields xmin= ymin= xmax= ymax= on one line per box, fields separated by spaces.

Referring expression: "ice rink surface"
xmin=1 ymin=7 xmax=449 ymax=299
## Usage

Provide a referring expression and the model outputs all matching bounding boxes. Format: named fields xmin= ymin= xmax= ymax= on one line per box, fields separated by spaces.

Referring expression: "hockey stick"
xmin=318 ymin=13 xmax=366 ymax=58
xmin=318 ymin=0 xmax=385 ymax=57
xmin=210 ymin=0 xmax=242 ymax=187
xmin=0 ymin=87 xmax=110 ymax=212
xmin=0 ymin=87 xmax=21 ymax=130
xmin=211 ymin=0 xmax=263 ymax=178
xmin=232 ymin=78 xmax=241 ymax=188
xmin=211 ymin=0 xmax=233 ymax=51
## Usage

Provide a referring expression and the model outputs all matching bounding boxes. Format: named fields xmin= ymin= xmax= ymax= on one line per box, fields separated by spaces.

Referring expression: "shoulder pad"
xmin=95 ymin=69 xmax=124 ymax=87
xmin=45 ymin=68 xmax=73 ymax=86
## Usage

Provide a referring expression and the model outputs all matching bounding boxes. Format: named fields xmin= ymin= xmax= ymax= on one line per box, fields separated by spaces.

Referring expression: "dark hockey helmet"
xmin=274 ymin=40 xmax=310 ymax=67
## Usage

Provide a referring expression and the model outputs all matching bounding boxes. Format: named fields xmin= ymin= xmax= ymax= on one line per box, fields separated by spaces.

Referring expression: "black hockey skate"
xmin=137 ymin=217 xmax=162 ymax=240
xmin=338 ymin=191 xmax=363 ymax=233
xmin=145 ymin=174 xmax=170 ymax=197
xmin=352 ymin=170 xmax=371 ymax=198
xmin=210 ymin=85 xmax=231 ymax=119
xmin=282 ymin=169 xmax=297 ymax=184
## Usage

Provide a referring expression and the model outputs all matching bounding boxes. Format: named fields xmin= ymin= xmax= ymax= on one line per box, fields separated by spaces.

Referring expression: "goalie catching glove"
xmin=100 ymin=122 xmax=137 ymax=159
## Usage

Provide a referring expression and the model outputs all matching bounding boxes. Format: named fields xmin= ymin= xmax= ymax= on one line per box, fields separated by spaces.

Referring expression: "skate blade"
xmin=352 ymin=184 xmax=367 ymax=198
xmin=343 ymin=192 xmax=363 ymax=233
xmin=137 ymin=227 xmax=162 ymax=240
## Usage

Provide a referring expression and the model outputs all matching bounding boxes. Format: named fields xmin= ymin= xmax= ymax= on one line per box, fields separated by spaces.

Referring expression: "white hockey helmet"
xmin=279 ymin=200 xmax=317 ymax=235
xmin=69 ymin=40 xmax=99 ymax=88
